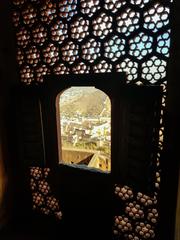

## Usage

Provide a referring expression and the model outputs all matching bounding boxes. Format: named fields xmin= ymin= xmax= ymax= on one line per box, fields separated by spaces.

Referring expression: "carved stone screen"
xmin=12 ymin=0 xmax=172 ymax=239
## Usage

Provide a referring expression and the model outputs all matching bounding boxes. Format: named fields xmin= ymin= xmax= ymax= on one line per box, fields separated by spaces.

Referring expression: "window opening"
xmin=56 ymin=87 xmax=111 ymax=172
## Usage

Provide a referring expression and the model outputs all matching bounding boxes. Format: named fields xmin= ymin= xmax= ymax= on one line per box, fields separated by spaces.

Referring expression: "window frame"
xmin=38 ymin=72 xmax=162 ymax=195
xmin=39 ymin=72 xmax=126 ymax=174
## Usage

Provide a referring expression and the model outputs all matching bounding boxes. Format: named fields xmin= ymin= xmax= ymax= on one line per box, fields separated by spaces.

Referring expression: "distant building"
xmin=61 ymin=147 xmax=95 ymax=165
xmin=88 ymin=153 xmax=110 ymax=172
xmin=91 ymin=122 xmax=110 ymax=138
xmin=61 ymin=147 xmax=110 ymax=172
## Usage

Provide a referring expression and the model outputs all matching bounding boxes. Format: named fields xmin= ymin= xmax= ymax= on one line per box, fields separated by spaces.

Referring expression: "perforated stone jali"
xmin=12 ymin=0 xmax=172 ymax=238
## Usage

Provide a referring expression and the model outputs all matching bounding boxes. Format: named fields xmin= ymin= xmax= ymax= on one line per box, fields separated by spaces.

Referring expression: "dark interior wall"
xmin=170 ymin=2 xmax=180 ymax=239
xmin=160 ymin=1 xmax=180 ymax=240
xmin=176 ymin=171 xmax=180 ymax=240
xmin=0 ymin=0 xmax=27 ymax=229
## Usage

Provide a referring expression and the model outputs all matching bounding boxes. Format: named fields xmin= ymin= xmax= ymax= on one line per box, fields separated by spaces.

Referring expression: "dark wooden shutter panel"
xmin=16 ymin=87 xmax=45 ymax=166
xmin=112 ymin=84 xmax=162 ymax=195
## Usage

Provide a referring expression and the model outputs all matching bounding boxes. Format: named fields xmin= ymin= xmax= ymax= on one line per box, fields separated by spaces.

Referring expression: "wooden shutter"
xmin=15 ymin=86 xmax=45 ymax=166
xmin=112 ymin=84 xmax=162 ymax=195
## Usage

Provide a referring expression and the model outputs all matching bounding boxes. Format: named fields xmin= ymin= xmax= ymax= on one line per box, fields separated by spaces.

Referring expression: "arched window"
xmin=56 ymin=87 xmax=111 ymax=172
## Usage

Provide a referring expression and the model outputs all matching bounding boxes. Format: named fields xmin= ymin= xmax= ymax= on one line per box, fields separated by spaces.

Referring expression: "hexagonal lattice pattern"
xmin=147 ymin=208 xmax=158 ymax=224
xmin=35 ymin=64 xmax=49 ymax=82
xmin=32 ymin=24 xmax=47 ymax=46
xmin=125 ymin=202 xmax=144 ymax=220
xmin=92 ymin=12 xmax=113 ymax=39
xmin=115 ymin=185 xmax=134 ymax=201
xmin=46 ymin=196 xmax=59 ymax=211
xmin=12 ymin=1 xmax=172 ymax=239
xmin=16 ymin=48 xmax=24 ymax=66
xmin=142 ymin=56 xmax=167 ymax=83
xmin=32 ymin=192 xmax=45 ymax=208
xmin=42 ymin=43 xmax=59 ymax=66
xmin=58 ymin=0 xmax=77 ymax=21
xmin=30 ymin=167 xmax=62 ymax=220
xmin=30 ymin=178 xmax=36 ymax=191
xmin=136 ymin=192 xmax=157 ymax=207
xmin=157 ymin=30 xmax=170 ymax=57
xmin=80 ymin=0 xmax=100 ymax=17
xmin=114 ymin=216 xmax=133 ymax=234
xmin=129 ymin=32 xmax=153 ymax=60
xmin=144 ymin=3 xmax=170 ymax=33
xmin=82 ymin=38 xmax=101 ymax=63
xmin=72 ymin=62 xmax=90 ymax=74
xmin=26 ymin=45 xmax=40 ymax=67
xmin=12 ymin=11 xmax=20 ymax=27
xmin=71 ymin=17 xmax=89 ymax=42
xmin=113 ymin=182 xmax=159 ymax=238
xmin=12 ymin=0 xmax=172 ymax=84
xmin=104 ymin=35 xmax=126 ymax=61
xmin=116 ymin=58 xmax=138 ymax=82
xmin=61 ymin=41 xmax=79 ymax=64
xmin=117 ymin=8 xmax=140 ymax=36
xmin=155 ymin=171 xmax=161 ymax=190
xmin=16 ymin=27 xmax=30 ymax=48
xmin=53 ymin=63 xmax=70 ymax=75
xmin=40 ymin=207 xmax=50 ymax=215
xmin=30 ymin=167 xmax=43 ymax=180
xmin=40 ymin=0 xmax=56 ymax=24
xmin=20 ymin=65 xmax=34 ymax=84
xmin=104 ymin=0 xmax=126 ymax=13
xmin=22 ymin=4 xmax=37 ymax=26
xmin=130 ymin=0 xmax=150 ymax=8
xmin=135 ymin=222 xmax=155 ymax=239
xmin=38 ymin=180 xmax=50 ymax=195
xmin=93 ymin=60 xmax=112 ymax=73
xmin=50 ymin=20 xmax=68 ymax=44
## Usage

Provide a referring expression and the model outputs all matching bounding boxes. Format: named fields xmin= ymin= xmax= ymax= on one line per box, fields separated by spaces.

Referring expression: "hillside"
xmin=59 ymin=87 xmax=110 ymax=117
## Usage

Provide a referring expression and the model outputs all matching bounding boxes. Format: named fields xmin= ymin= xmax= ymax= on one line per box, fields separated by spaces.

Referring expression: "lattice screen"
xmin=30 ymin=167 xmax=62 ymax=219
xmin=12 ymin=0 xmax=172 ymax=239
